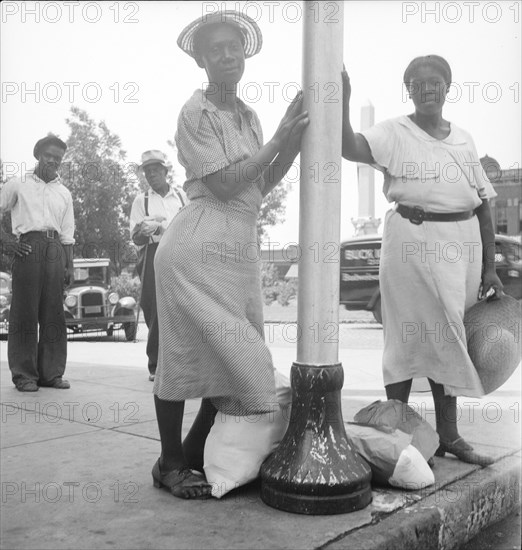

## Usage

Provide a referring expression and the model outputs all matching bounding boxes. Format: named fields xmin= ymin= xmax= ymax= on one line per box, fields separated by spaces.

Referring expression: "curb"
xmin=264 ymin=320 xmax=379 ymax=325
xmin=321 ymin=453 xmax=521 ymax=550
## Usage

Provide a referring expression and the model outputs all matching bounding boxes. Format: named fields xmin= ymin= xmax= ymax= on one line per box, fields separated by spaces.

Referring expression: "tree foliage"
xmin=60 ymin=106 xmax=140 ymax=272
xmin=257 ymin=182 xmax=290 ymax=241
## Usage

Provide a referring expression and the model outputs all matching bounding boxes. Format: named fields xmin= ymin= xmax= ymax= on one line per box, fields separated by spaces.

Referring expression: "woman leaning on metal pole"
xmin=150 ymin=10 xmax=309 ymax=499
xmin=341 ymin=55 xmax=504 ymax=466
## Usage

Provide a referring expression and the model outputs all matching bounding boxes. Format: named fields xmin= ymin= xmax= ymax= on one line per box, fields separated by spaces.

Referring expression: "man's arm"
xmin=63 ymin=244 xmax=74 ymax=285
xmin=0 ymin=178 xmax=31 ymax=257
xmin=129 ymin=194 xmax=154 ymax=245
xmin=61 ymin=194 xmax=75 ymax=285
xmin=129 ymin=194 xmax=145 ymax=237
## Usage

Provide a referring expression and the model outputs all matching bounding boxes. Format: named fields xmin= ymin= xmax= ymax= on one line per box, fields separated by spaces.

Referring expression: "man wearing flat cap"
xmin=0 ymin=134 xmax=75 ymax=392
xmin=130 ymin=150 xmax=186 ymax=381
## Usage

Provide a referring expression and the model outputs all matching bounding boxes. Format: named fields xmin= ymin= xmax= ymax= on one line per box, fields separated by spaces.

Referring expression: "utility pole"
xmin=261 ymin=1 xmax=372 ymax=515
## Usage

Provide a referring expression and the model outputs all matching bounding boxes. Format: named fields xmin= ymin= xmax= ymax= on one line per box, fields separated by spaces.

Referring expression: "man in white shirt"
xmin=130 ymin=150 xmax=186 ymax=381
xmin=0 ymin=135 xmax=75 ymax=392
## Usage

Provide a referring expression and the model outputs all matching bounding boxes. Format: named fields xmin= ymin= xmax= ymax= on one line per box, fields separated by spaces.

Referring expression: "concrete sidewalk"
xmin=1 ymin=335 xmax=520 ymax=550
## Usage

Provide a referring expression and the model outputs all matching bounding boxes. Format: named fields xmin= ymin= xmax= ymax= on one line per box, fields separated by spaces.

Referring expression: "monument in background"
xmin=351 ymin=102 xmax=381 ymax=236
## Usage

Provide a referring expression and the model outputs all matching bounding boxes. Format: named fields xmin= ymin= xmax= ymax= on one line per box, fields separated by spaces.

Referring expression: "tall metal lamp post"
xmin=260 ymin=1 xmax=373 ymax=515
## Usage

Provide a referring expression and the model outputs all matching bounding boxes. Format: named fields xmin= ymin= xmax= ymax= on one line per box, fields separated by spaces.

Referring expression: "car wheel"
xmin=124 ymin=322 xmax=137 ymax=341
xmin=372 ymin=296 xmax=382 ymax=324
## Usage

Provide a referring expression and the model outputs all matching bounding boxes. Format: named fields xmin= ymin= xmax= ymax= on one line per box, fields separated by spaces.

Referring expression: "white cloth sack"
xmin=354 ymin=400 xmax=440 ymax=462
xmin=389 ymin=445 xmax=435 ymax=489
xmin=203 ymin=370 xmax=292 ymax=498
xmin=346 ymin=423 xmax=435 ymax=490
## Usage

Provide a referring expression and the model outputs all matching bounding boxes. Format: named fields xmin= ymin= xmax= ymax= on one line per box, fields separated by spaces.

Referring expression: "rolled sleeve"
xmin=176 ymin=109 xmax=229 ymax=180
xmin=60 ymin=195 xmax=75 ymax=245
xmin=130 ymin=194 xmax=145 ymax=236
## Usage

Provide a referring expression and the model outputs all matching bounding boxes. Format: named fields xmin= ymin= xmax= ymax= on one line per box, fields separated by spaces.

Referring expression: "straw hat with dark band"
xmin=177 ymin=10 xmax=262 ymax=60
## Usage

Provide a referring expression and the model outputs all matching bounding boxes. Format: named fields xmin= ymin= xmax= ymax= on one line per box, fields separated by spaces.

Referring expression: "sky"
xmin=1 ymin=0 xmax=521 ymax=244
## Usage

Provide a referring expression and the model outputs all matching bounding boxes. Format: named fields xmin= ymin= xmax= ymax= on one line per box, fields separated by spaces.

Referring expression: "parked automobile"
xmin=63 ymin=258 xmax=137 ymax=340
xmin=494 ymin=235 xmax=522 ymax=299
xmin=340 ymin=234 xmax=522 ymax=324
xmin=0 ymin=271 xmax=12 ymax=337
xmin=340 ymin=235 xmax=382 ymax=323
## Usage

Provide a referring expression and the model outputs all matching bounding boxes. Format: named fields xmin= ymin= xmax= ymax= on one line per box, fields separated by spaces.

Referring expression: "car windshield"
xmin=73 ymin=266 xmax=108 ymax=284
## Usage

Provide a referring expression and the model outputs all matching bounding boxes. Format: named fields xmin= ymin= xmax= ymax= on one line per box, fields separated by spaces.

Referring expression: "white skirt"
xmin=380 ymin=209 xmax=484 ymax=397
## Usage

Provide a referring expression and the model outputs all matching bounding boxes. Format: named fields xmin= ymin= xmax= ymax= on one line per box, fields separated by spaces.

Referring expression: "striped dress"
xmin=361 ymin=116 xmax=497 ymax=397
xmin=153 ymin=90 xmax=277 ymax=415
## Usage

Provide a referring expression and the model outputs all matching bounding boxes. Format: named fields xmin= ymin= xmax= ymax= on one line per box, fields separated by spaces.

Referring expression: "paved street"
xmin=1 ymin=313 xmax=520 ymax=550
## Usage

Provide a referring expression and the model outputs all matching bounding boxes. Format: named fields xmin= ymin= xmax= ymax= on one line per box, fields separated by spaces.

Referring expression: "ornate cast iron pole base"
xmin=260 ymin=363 xmax=372 ymax=515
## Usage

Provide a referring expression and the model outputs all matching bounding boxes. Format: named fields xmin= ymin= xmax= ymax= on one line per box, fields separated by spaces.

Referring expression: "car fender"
xmin=112 ymin=305 xmax=136 ymax=318
xmin=118 ymin=296 xmax=136 ymax=310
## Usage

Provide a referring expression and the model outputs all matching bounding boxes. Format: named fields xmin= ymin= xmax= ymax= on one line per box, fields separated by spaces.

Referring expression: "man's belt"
xmin=397 ymin=204 xmax=475 ymax=225
xmin=21 ymin=230 xmax=59 ymax=239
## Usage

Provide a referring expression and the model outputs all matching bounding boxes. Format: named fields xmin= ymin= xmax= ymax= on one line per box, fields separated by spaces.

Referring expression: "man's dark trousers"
xmin=139 ymin=242 xmax=159 ymax=375
xmin=8 ymin=232 xmax=67 ymax=385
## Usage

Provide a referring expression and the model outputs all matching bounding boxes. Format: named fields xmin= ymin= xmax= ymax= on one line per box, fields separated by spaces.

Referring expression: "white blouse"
xmin=361 ymin=115 xmax=497 ymax=213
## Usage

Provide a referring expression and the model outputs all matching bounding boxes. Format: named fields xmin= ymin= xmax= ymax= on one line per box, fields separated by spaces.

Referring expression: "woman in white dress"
xmin=342 ymin=55 xmax=503 ymax=465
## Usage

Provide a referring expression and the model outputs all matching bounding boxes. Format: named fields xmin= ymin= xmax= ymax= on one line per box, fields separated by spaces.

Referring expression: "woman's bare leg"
xmin=385 ymin=379 xmax=412 ymax=403
xmin=153 ymin=396 xmax=212 ymax=498
xmin=183 ymin=398 xmax=218 ymax=471
xmin=428 ymin=379 xmax=459 ymax=441
xmin=154 ymin=396 xmax=186 ymax=470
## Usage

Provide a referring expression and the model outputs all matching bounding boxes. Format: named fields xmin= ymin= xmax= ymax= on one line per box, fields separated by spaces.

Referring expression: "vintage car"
xmin=0 ymin=271 xmax=12 ymax=337
xmin=340 ymin=234 xmax=522 ymax=324
xmin=63 ymin=258 xmax=137 ymax=340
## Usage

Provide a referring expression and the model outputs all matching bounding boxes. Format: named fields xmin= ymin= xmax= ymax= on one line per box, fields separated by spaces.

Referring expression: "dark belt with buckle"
xmin=397 ymin=204 xmax=475 ymax=225
xmin=22 ymin=230 xmax=60 ymax=240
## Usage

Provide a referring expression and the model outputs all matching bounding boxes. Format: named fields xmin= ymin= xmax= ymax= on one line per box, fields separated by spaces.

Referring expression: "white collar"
xmin=148 ymin=185 xmax=174 ymax=198
xmin=398 ymin=115 xmax=468 ymax=146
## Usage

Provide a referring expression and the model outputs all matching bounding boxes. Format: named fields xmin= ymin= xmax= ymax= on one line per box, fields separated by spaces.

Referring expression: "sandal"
xmin=435 ymin=437 xmax=495 ymax=466
xmin=151 ymin=459 xmax=212 ymax=499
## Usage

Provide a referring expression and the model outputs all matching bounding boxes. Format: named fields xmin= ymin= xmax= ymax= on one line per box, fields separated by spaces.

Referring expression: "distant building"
xmin=480 ymin=155 xmax=521 ymax=237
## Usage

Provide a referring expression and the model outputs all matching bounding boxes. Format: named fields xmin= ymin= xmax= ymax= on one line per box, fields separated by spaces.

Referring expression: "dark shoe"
xmin=435 ymin=437 xmax=495 ymax=466
xmin=149 ymin=374 xmax=155 ymax=382
xmin=16 ymin=379 xmax=38 ymax=392
xmin=151 ymin=459 xmax=212 ymax=499
xmin=40 ymin=378 xmax=71 ymax=389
